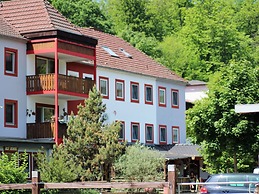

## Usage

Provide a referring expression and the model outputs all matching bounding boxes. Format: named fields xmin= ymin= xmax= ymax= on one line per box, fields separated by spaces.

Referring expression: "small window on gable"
xmin=120 ymin=48 xmax=132 ymax=58
xmin=102 ymin=46 xmax=119 ymax=57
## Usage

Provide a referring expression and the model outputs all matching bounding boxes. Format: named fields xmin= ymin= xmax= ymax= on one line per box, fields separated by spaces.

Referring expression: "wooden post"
xmin=32 ymin=171 xmax=40 ymax=194
xmin=168 ymin=164 xmax=176 ymax=194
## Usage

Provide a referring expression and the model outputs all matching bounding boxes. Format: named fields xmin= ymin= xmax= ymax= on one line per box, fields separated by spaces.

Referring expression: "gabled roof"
xmin=80 ymin=28 xmax=187 ymax=83
xmin=0 ymin=14 xmax=25 ymax=39
xmin=0 ymin=0 xmax=81 ymax=35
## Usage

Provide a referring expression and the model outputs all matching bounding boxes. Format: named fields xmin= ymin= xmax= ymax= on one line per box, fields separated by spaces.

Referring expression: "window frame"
xmin=115 ymin=79 xmax=125 ymax=101
xmin=172 ymin=126 xmax=180 ymax=144
xmin=145 ymin=84 xmax=153 ymax=105
xmin=99 ymin=76 xmax=109 ymax=99
xmin=159 ymin=125 xmax=167 ymax=144
xmin=35 ymin=56 xmax=55 ymax=75
xmin=131 ymin=122 xmax=140 ymax=142
xmin=171 ymin=89 xmax=179 ymax=109
xmin=118 ymin=121 xmax=125 ymax=141
xmin=4 ymin=47 xmax=18 ymax=77
xmin=158 ymin=86 xmax=166 ymax=107
xmin=145 ymin=123 xmax=154 ymax=143
xmin=130 ymin=81 xmax=139 ymax=103
xmin=4 ymin=99 xmax=18 ymax=128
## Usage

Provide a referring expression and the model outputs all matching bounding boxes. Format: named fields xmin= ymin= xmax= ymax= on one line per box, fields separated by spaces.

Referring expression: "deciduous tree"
xmin=187 ymin=61 xmax=259 ymax=173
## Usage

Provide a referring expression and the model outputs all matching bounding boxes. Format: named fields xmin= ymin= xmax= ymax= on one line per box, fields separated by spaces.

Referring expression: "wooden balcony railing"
xmin=26 ymin=74 xmax=95 ymax=94
xmin=27 ymin=122 xmax=67 ymax=139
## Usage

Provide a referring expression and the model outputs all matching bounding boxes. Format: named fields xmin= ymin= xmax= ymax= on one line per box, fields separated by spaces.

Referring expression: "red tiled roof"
xmin=79 ymin=28 xmax=187 ymax=82
xmin=0 ymin=0 xmax=81 ymax=35
xmin=0 ymin=14 xmax=24 ymax=39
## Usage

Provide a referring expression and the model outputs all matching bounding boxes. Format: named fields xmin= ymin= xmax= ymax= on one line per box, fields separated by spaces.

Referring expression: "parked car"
xmin=200 ymin=173 xmax=259 ymax=194
xmin=254 ymin=168 xmax=259 ymax=174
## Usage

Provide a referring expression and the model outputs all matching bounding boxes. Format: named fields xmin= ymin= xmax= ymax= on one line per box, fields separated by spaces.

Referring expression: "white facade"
xmin=0 ymin=36 xmax=27 ymax=138
xmin=97 ymin=67 xmax=186 ymax=145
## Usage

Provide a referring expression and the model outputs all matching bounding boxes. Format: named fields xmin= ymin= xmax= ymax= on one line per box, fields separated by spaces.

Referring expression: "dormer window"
xmin=102 ymin=46 xmax=119 ymax=57
xmin=120 ymin=48 xmax=132 ymax=58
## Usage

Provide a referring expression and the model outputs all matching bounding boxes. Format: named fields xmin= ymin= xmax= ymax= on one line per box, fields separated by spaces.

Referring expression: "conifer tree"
xmin=63 ymin=86 xmax=125 ymax=181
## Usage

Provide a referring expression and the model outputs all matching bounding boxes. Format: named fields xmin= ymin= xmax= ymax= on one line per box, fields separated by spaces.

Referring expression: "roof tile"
xmin=1 ymin=0 xmax=81 ymax=35
xmin=80 ymin=28 xmax=187 ymax=82
xmin=0 ymin=15 xmax=24 ymax=39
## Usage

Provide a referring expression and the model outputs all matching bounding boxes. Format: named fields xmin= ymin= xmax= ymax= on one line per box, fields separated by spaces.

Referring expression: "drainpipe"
xmin=94 ymin=47 xmax=97 ymax=84
xmin=54 ymin=38 xmax=59 ymax=144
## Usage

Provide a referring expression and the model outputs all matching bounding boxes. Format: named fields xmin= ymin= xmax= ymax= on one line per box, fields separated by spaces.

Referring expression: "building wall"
xmin=0 ymin=36 xmax=27 ymax=138
xmin=97 ymin=67 xmax=186 ymax=145
xmin=156 ymin=79 xmax=186 ymax=144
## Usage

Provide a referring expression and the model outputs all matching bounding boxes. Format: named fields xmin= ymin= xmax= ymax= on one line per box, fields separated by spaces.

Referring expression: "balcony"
xmin=26 ymin=74 xmax=95 ymax=94
xmin=27 ymin=122 xmax=67 ymax=139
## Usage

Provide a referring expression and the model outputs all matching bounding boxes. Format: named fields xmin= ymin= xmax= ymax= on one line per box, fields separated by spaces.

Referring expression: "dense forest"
xmin=48 ymin=0 xmax=259 ymax=82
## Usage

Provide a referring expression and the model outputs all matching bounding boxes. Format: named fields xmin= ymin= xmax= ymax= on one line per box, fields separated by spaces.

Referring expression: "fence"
xmin=0 ymin=165 xmax=177 ymax=194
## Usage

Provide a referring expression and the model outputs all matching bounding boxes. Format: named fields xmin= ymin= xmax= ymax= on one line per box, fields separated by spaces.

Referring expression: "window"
xmin=35 ymin=103 xmax=55 ymax=123
xmin=131 ymin=122 xmax=140 ymax=142
xmin=172 ymin=126 xmax=179 ymax=143
xmin=115 ymin=79 xmax=125 ymax=101
xmin=102 ymin=46 xmax=119 ymax=57
xmin=145 ymin=84 xmax=153 ymax=105
xmin=158 ymin=87 xmax=166 ymax=107
xmin=99 ymin=76 xmax=109 ymax=99
xmin=4 ymin=99 xmax=18 ymax=128
xmin=120 ymin=48 xmax=132 ymax=58
xmin=130 ymin=82 xmax=139 ymax=103
xmin=118 ymin=121 xmax=125 ymax=141
xmin=145 ymin=124 xmax=153 ymax=143
xmin=159 ymin=125 xmax=167 ymax=144
xmin=36 ymin=57 xmax=54 ymax=75
xmin=4 ymin=48 xmax=18 ymax=76
xmin=171 ymin=89 xmax=179 ymax=108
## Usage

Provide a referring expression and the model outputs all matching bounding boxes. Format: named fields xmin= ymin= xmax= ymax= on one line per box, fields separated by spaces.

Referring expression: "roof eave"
xmin=22 ymin=29 xmax=98 ymax=47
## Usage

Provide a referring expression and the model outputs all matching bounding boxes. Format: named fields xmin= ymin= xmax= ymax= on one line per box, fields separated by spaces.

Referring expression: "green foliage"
xmin=36 ymin=145 xmax=82 ymax=182
xmin=0 ymin=153 xmax=28 ymax=184
xmin=63 ymin=86 xmax=125 ymax=181
xmin=187 ymin=61 xmax=259 ymax=173
xmin=114 ymin=143 xmax=164 ymax=182
xmin=0 ymin=153 xmax=29 ymax=194
xmin=50 ymin=0 xmax=113 ymax=33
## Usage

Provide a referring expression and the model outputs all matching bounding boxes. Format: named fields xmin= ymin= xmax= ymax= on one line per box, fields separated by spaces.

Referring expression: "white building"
xmin=0 ymin=0 xmax=187 ymax=178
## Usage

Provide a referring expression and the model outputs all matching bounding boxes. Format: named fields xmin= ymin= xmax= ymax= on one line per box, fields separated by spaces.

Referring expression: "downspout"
xmin=94 ymin=47 xmax=97 ymax=85
xmin=54 ymin=38 xmax=59 ymax=144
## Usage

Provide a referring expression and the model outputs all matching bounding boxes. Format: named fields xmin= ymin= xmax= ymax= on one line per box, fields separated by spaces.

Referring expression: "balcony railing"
xmin=27 ymin=122 xmax=67 ymax=139
xmin=26 ymin=74 xmax=95 ymax=94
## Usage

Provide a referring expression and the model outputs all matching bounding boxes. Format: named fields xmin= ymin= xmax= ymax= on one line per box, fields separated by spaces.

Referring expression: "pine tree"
xmin=63 ymin=86 xmax=125 ymax=181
